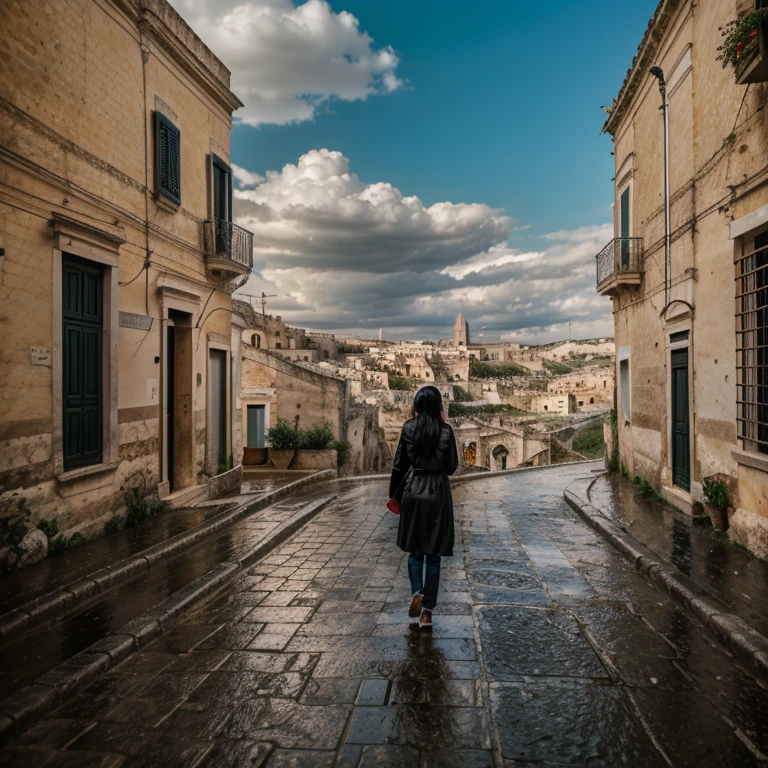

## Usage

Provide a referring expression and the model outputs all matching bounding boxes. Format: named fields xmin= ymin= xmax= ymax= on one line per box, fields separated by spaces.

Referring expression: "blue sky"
xmin=175 ymin=0 xmax=658 ymax=342
xmin=231 ymin=0 xmax=656 ymax=242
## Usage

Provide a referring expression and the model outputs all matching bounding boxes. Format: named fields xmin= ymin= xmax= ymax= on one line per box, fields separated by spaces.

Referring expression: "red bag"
xmin=387 ymin=467 xmax=412 ymax=515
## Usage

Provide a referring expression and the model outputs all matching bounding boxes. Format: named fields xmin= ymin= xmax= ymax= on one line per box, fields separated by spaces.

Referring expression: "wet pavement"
xmin=0 ymin=471 xmax=312 ymax=616
xmin=3 ymin=464 xmax=768 ymax=766
xmin=0 ymin=482 xmax=333 ymax=700
xmin=590 ymin=473 xmax=768 ymax=638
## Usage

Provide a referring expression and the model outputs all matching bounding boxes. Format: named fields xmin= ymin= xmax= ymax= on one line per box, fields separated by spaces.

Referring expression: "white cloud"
xmin=234 ymin=149 xmax=511 ymax=272
xmin=232 ymin=164 xmax=264 ymax=188
xmin=232 ymin=151 xmax=613 ymax=343
xmin=440 ymin=244 xmax=542 ymax=280
xmin=171 ymin=0 xmax=405 ymax=126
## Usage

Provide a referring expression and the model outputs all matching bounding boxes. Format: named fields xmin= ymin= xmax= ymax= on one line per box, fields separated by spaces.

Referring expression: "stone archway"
xmin=492 ymin=444 xmax=510 ymax=471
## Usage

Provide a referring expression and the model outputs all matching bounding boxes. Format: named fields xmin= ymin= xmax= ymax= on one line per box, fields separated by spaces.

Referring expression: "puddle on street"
xmin=590 ymin=474 xmax=768 ymax=637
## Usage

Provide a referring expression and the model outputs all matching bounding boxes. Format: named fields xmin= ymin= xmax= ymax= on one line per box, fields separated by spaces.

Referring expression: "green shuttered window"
xmin=156 ymin=112 xmax=181 ymax=204
xmin=63 ymin=255 xmax=103 ymax=471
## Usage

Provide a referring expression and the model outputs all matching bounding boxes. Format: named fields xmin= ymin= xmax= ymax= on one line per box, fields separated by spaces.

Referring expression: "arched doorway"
xmin=492 ymin=444 xmax=509 ymax=471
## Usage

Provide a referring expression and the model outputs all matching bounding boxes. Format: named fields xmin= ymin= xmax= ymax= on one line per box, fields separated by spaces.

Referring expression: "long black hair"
xmin=411 ymin=385 xmax=444 ymax=457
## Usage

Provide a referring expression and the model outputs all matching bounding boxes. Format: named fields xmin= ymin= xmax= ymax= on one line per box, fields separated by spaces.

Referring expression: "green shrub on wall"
xmin=448 ymin=403 xmax=529 ymax=417
xmin=299 ymin=423 xmax=335 ymax=450
xmin=702 ymin=478 xmax=729 ymax=511
xmin=268 ymin=419 xmax=342 ymax=452
xmin=452 ymin=385 xmax=473 ymax=402
xmin=389 ymin=376 xmax=420 ymax=391
xmin=331 ymin=440 xmax=351 ymax=468
xmin=470 ymin=360 xmax=531 ymax=378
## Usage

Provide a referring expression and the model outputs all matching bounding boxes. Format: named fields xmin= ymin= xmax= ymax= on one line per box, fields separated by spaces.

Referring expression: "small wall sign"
xmin=30 ymin=347 xmax=51 ymax=366
xmin=119 ymin=312 xmax=153 ymax=331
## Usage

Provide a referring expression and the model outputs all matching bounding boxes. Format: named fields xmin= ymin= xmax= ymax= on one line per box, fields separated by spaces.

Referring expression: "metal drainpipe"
xmin=651 ymin=66 xmax=671 ymax=307
xmin=662 ymin=82 xmax=671 ymax=307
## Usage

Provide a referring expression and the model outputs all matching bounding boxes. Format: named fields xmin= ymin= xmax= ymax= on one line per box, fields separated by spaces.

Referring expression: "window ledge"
xmin=57 ymin=461 xmax=119 ymax=485
xmin=732 ymin=448 xmax=768 ymax=474
xmin=153 ymin=193 xmax=180 ymax=214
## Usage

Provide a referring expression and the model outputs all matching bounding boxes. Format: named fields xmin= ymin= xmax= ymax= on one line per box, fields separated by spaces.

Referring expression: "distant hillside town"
xmin=234 ymin=302 xmax=614 ymax=476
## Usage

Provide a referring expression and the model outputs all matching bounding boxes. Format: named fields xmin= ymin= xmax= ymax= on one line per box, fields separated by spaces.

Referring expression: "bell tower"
xmin=453 ymin=313 xmax=470 ymax=347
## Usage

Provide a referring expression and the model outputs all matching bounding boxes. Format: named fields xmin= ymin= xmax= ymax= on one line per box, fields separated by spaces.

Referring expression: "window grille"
xmin=736 ymin=231 xmax=768 ymax=453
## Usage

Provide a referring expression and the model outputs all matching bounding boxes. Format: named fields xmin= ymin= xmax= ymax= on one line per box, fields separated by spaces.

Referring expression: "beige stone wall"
xmin=0 ymin=0 xmax=243 ymax=539
xmin=548 ymin=368 xmax=614 ymax=407
xmin=532 ymin=395 xmax=576 ymax=415
xmin=604 ymin=0 xmax=768 ymax=554
xmin=239 ymin=347 xmax=389 ymax=475
xmin=240 ymin=347 xmax=346 ymax=440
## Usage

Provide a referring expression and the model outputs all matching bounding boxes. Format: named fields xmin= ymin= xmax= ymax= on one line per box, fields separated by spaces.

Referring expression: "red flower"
xmin=749 ymin=28 xmax=758 ymax=37
xmin=737 ymin=41 xmax=745 ymax=57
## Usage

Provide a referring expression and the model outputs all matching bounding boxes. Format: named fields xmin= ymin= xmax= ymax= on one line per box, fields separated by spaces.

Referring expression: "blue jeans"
xmin=408 ymin=553 xmax=441 ymax=610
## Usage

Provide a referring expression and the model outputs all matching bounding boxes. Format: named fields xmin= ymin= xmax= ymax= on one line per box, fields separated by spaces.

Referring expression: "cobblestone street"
xmin=3 ymin=464 xmax=767 ymax=767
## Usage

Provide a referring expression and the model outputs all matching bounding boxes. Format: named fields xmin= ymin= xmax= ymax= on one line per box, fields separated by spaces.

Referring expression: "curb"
xmin=0 ymin=469 xmax=335 ymax=644
xmin=453 ymin=458 xmax=603 ymax=484
xmin=563 ymin=480 xmax=768 ymax=681
xmin=328 ymin=460 xmax=603 ymax=489
xmin=0 ymin=494 xmax=337 ymax=746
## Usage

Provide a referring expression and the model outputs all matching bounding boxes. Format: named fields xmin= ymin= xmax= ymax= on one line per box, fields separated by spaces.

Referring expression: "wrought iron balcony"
xmin=204 ymin=218 xmax=253 ymax=278
xmin=595 ymin=237 xmax=643 ymax=296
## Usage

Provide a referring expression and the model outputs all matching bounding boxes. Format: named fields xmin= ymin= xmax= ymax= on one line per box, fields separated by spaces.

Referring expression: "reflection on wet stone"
xmin=492 ymin=681 xmax=665 ymax=767
xmin=672 ymin=519 xmax=693 ymax=576
xmin=479 ymin=606 xmax=608 ymax=680
xmin=6 ymin=469 xmax=768 ymax=766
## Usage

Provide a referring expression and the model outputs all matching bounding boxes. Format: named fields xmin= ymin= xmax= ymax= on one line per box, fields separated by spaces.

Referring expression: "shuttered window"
xmin=155 ymin=112 xmax=181 ymax=204
xmin=63 ymin=255 xmax=103 ymax=471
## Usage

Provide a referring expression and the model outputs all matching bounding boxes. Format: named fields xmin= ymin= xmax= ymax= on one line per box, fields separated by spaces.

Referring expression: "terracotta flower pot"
xmin=243 ymin=447 xmax=268 ymax=466
xmin=705 ymin=503 xmax=729 ymax=532
xmin=269 ymin=449 xmax=295 ymax=470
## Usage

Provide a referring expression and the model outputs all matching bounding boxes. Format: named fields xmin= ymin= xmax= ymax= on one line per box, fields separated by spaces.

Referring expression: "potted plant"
xmin=702 ymin=475 xmax=730 ymax=532
xmin=293 ymin=422 xmax=339 ymax=471
xmin=717 ymin=8 xmax=768 ymax=84
xmin=266 ymin=418 xmax=300 ymax=469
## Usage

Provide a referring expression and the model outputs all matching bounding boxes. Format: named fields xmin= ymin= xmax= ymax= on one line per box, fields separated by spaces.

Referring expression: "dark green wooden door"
xmin=671 ymin=348 xmax=690 ymax=491
xmin=620 ymin=187 xmax=630 ymax=267
xmin=63 ymin=255 xmax=103 ymax=470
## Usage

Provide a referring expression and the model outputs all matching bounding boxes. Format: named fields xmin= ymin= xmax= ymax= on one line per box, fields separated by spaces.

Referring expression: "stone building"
xmin=467 ymin=342 xmax=523 ymax=363
xmin=235 ymin=303 xmax=387 ymax=474
xmin=532 ymin=394 xmax=578 ymax=416
xmin=598 ymin=0 xmax=768 ymax=556
xmin=236 ymin=299 xmax=337 ymax=363
xmin=453 ymin=419 xmax=550 ymax=471
xmin=547 ymin=368 xmax=614 ymax=408
xmin=0 ymin=0 xmax=250 ymax=537
xmin=239 ymin=344 xmax=346 ymax=450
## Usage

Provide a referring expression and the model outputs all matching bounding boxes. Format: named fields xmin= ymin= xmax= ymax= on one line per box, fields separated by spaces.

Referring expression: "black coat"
xmin=389 ymin=418 xmax=459 ymax=557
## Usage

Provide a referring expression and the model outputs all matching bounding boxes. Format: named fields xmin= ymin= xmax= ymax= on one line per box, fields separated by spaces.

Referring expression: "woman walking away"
xmin=389 ymin=385 xmax=459 ymax=629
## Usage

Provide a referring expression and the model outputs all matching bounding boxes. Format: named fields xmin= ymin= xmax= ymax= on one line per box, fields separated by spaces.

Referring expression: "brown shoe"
xmin=408 ymin=592 xmax=422 ymax=618
xmin=419 ymin=608 xmax=432 ymax=629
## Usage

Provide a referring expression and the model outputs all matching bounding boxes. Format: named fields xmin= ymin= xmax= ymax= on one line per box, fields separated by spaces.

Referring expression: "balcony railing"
xmin=595 ymin=237 xmax=643 ymax=295
xmin=204 ymin=218 xmax=254 ymax=273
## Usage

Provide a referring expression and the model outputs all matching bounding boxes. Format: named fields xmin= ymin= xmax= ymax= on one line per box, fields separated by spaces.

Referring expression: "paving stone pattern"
xmin=3 ymin=467 xmax=767 ymax=766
